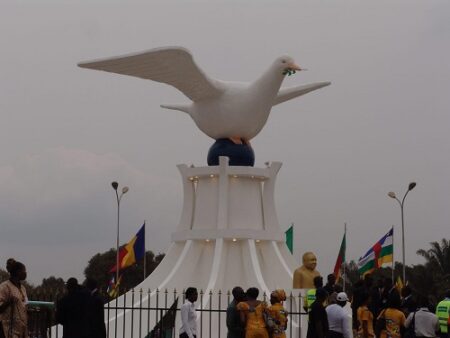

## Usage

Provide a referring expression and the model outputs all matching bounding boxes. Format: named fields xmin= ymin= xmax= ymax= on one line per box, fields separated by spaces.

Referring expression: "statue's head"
xmin=302 ymin=252 xmax=317 ymax=271
xmin=274 ymin=56 xmax=302 ymax=76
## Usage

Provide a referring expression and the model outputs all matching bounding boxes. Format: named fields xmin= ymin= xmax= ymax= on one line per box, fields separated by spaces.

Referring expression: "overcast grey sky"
xmin=1 ymin=0 xmax=449 ymax=285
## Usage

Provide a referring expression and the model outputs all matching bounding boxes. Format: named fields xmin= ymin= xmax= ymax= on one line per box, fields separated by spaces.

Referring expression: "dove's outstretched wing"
xmin=78 ymin=46 xmax=225 ymax=102
xmin=273 ymin=82 xmax=331 ymax=106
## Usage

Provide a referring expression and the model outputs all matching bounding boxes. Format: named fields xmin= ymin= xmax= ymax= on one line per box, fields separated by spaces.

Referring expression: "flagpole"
xmin=143 ymin=220 xmax=147 ymax=281
xmin=111 ymin=182 xmax=129 ymax=286
xmin=391 ymin=225 xmax=395 ymax=282
xmin=343 ymin=223 xmax=347 ymax=293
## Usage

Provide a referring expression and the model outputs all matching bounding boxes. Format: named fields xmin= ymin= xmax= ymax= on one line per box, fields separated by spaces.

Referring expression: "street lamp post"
xmin=388 ymin=182 xmax=416 ymax=283
xmin=112 ymin=181 xmax=129 ymax=285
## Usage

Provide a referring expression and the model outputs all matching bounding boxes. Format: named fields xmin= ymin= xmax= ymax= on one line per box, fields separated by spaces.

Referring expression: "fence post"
xmin=122 ymin=288 xmax=127 ymax=338
xmin=131 ymin=288 xmax=135 ymax=337
xmin=200 ymin=289 xmax=204 ymax=338
xmin=147 ymin=288 xmax=151 ymax=336
xmin=298 ymin=291 xmax=302 ymax=338
xmin=218 ymin=290 xmax=222 ymax=338
xmin=173 ymin=289 xmax=178 ymax=338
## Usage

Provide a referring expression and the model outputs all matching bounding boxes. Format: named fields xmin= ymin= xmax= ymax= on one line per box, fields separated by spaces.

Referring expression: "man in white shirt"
xmin=405 ymin=296 xmax=440 ymax=338
xmin=326 ymin=292 xmax=352 ymax=338
xmin=180 ymin=287 xmax=198 ymax=338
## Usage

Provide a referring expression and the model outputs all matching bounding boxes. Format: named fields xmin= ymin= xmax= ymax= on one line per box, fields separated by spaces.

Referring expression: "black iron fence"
xmin=26 ymin=289 xmax=307 ymax=338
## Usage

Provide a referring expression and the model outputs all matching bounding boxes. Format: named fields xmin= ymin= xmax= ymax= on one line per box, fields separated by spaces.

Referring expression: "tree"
xmin=417 ymin=239 xmax=450 ymax=276
xmin=342 ymin=260 xmax=360 ymax=286
xmin=30 ymin=276 xmax=66 ymax=300
xmin=416 ymin=238 xmax=450 ymax=300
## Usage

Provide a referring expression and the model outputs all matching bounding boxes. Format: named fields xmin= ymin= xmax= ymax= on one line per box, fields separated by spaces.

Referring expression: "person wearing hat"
xmin=326 ymin=292 xmax=352 ymax=338
xmin=267 ymin=289 xmax=288 ymax=338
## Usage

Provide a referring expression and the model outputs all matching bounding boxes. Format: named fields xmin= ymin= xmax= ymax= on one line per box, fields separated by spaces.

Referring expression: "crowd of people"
xmin=180 ymin=286 xmax=289 ymax=338
xmin=1 ymin=258 xmax=449 ymax=338
xmin=181 ymin=274 xmax=449 ymax=338
xmin=304 ymin=273 xmax=450 ymax=338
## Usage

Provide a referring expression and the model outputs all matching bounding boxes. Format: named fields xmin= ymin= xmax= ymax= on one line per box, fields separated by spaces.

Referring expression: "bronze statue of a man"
xmin=293 ymin=252 xmax=321 ymax=289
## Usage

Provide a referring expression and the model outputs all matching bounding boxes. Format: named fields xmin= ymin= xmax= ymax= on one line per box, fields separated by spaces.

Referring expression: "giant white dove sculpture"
xmin=78 ymin=46 xmax=330 ymax=145
xmin=72 ymin=47 xmax=331 ymax=337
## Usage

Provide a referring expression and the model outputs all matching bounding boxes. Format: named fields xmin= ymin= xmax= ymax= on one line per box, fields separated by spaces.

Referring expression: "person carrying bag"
xmin=406 ymin=296 xmax=440 ymax=338
xmin=404 ymin=311 xmax=416 ymax=338
xmin=376 ymin=294 xmax=406 ymax=338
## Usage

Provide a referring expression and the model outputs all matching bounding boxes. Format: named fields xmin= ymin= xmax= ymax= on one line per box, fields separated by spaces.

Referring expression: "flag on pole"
xmin=110 ymin=223 xmax=146 ymax=273
xmin=285 ymin=224 xmax=294 ymax=254
xmin=333 ymin=231 xmax=346 ymax=280
xmin=357 ymin=227 xmax=394 ymax=276
xmin=395 ymin=275 xmax=404 ymax=293
xmin=107 ymin=274 xmax=122 ymax=298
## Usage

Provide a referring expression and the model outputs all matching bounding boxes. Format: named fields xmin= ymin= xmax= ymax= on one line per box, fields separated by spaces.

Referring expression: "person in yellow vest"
xmin=447 ymin=316 xmax=449 ymax=338
xmin=304 ymin=276 xmax=324 ymax=312
xmin=448 ymin=315 xmax=450 ymax=338
xmin=436 ymin=290 xmax=450 ymax=338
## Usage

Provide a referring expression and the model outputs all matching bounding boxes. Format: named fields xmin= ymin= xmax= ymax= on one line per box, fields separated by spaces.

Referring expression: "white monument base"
xmin=56 ymin=157 xmax=307 ymax=337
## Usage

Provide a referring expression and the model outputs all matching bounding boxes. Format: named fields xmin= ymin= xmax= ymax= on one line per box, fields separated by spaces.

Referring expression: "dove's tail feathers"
xmin=160 ymin=104 xmax=191 ymax=114
xmin=273 ymin=81 xmax=331 ymax=106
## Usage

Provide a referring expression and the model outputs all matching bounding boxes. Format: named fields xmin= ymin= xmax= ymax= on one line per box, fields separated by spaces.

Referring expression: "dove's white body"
xmin=78 ymin=46 xmax=330 ymax=140
xmin=189 ymin=75 xmax=282 ymax=139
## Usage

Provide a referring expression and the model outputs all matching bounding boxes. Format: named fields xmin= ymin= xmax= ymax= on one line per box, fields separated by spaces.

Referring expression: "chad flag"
xmin=110 ymin=223 xmax=145 ymax=272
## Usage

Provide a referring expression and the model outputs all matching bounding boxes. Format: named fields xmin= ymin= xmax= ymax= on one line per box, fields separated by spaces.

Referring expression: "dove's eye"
xmin=282 ymin=60 xmax=286 ymax=63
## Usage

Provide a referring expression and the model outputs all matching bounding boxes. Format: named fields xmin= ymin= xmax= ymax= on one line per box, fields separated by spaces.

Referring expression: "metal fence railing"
xmin=26 ymin=289 xmax=307 ymax=338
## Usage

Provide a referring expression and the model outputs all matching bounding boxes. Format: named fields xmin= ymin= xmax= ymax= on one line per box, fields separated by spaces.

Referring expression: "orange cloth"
xmin=378 ymin=308 xmax=406 ymax=338
xmin=267 ymin=302 xmax=288 ymax=338
xmin=237 ymin=301 xmax=269 ymax=338
xmin=357 ymin=305 xmax=375 ymax=338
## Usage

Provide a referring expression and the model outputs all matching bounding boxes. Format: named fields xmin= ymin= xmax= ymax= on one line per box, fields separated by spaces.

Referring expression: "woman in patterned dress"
xmin=0 ymin=261 xmax=28 ymax=338
xmin=267 ymin=289 xmax=288 ymax=338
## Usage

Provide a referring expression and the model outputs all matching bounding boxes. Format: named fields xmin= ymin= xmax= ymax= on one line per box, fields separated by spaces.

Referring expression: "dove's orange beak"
xmin=288 ymin=63 xmax=302 ymax=71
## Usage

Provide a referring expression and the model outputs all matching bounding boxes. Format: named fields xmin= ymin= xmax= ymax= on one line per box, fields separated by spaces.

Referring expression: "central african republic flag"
xmin=357 ymin=227 xmax=393 ymax=276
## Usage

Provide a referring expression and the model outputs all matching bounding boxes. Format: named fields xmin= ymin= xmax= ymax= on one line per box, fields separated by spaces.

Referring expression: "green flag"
xmin=285 ymin=224 xmax=293 ymax=254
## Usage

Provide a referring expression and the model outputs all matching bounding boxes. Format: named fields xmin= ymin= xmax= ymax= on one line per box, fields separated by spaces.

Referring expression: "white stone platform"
xmin=56 ymin=157 xmax=307 ymax=337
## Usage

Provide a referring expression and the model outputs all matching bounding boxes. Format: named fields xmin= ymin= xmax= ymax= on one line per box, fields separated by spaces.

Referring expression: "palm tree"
xmin=417 ymin=239 xmax=450 ymax=275
xmin=416 ymin=239 xmax=450 ymax=299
